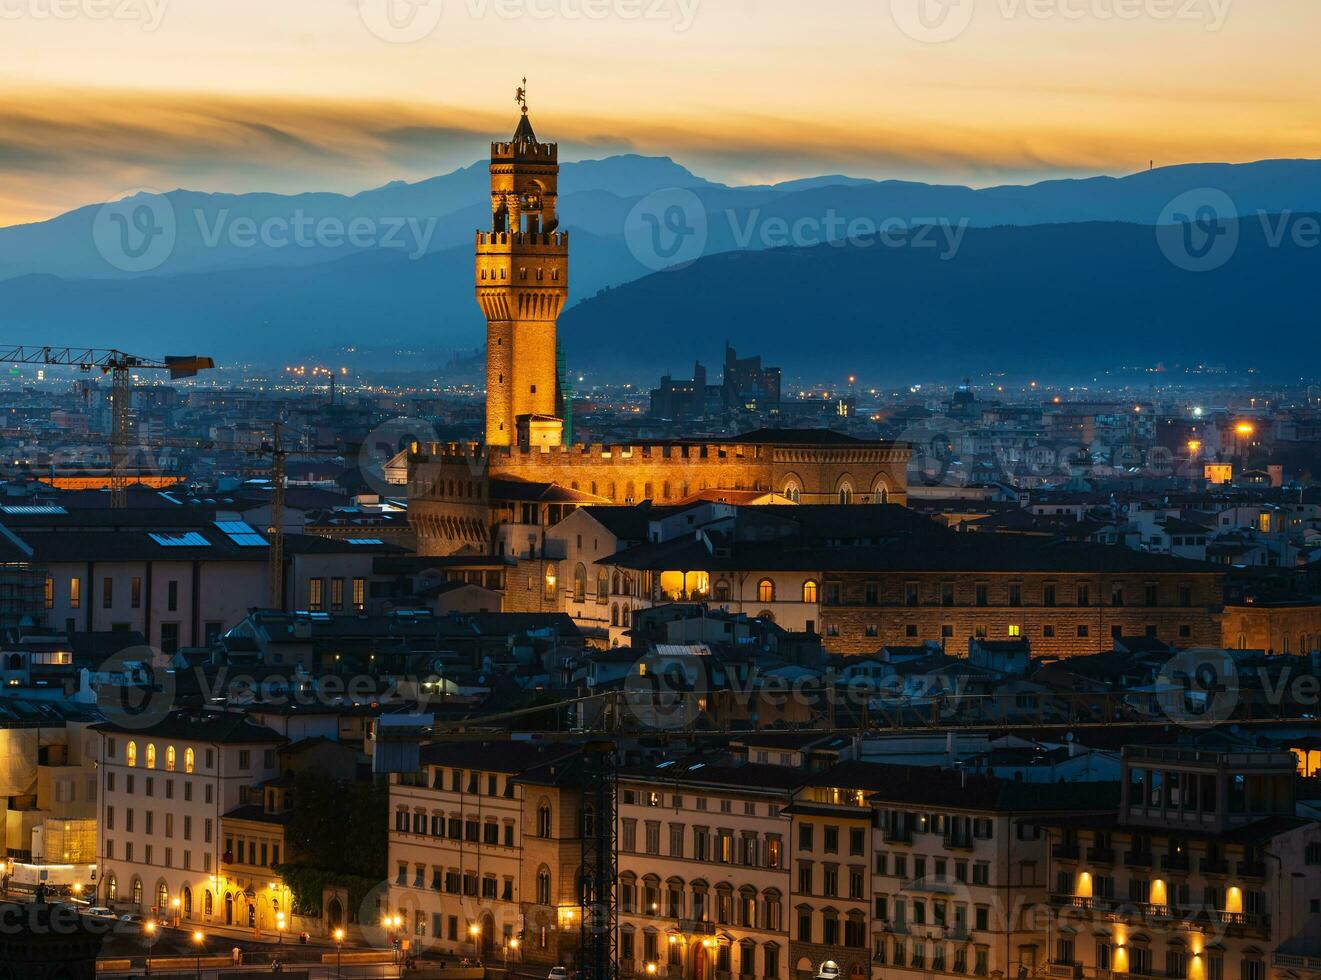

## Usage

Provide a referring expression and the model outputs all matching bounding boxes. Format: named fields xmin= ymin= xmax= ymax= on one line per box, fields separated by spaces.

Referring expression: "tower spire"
xmin=512 ymin=77 xmax=537 ymax=143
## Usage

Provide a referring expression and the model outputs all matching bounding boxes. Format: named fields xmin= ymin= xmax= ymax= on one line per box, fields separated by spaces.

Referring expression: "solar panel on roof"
xmin=214 ymin=520 xmax=267 ymax=547
xmin=148 ymin=531 xmax=211 ymax=547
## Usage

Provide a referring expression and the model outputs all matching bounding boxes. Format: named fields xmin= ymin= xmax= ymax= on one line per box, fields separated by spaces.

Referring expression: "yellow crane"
xmin=0 ymin=345 xmax=214 ymax=507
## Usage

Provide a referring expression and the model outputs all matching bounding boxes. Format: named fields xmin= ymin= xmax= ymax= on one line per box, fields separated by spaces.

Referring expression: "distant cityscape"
xmin=0 ymin=98 xmax=1319 ymax=980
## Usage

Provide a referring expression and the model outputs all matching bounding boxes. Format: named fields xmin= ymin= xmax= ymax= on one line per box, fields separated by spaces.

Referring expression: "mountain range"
xmin=2 ymin=154 xmax=1319 ymax=375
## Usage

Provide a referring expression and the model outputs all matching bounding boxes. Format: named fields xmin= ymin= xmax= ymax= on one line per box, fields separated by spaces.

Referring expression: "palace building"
xmin=408 ymin=100 xmax=910 ymax=557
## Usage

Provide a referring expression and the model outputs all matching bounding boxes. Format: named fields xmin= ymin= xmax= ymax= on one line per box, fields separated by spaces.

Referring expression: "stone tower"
xmin=478 ymin=100 xmax=569 ymax=447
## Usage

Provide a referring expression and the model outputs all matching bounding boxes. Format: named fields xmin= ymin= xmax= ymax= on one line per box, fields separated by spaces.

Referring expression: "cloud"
xmin=2 ymin=84 xmax=1319 ymax=226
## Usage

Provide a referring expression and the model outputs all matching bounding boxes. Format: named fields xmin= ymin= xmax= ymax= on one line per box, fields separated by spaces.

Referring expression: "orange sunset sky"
xmin=2 ymin=0 xmax=1319 ymax=226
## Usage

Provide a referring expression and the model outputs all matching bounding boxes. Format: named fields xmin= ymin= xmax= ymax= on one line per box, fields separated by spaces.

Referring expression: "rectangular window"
xmin=167 ymin=580 xmax=178 ymax=612
xmin=331 ymin=577 xmax=344 ymax=611
xmin=70 ymin=577 xmax=81 ymax=609
xmin=102 ymin=577 xmax=113 ymax=608
xmin=353 ymin=577 xmax=366 ymax=611
xmin=308 ymin=578 xmax=324 ymax=611
xmin=131 ymin=577 xmax=142 ymax=609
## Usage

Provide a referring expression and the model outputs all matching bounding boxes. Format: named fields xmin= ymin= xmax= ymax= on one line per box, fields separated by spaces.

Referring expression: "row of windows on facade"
xmin=621 ymin=820 xmax=784 ymax=868
xmin=49 ymin=576 xmax=182 ymax=610
xmin=110 ymin=740 xmax=273 ymax=773
xmin=1052 ymin=937 xmax=1263 ymax=980
xmin=620 ymin=930 xmax=783 ymax=978
xmin=1057 ymin=871 xmax=1266 ymax=915
xmin=624 ymin=788 xmax=783 ymax=817
xmin=306 ymin=576 xmax=367 ymax=612
xmin=900 ymin=581 xmax=1198 ymax=609
xmin=103 ymin=875 xmax=220 ymax=920
xmin=102 ymin=840 xmax=212 ymax=874
xmin=622 ymin=879 xmax=782 ymax=931
xmin=394 ymin=808 xmax=517 ymax=847
xmin=394 ymin=864 xmax=517 ymax=901
xmin=105 ymin=806 xmax=211 ymax=841
xmin=873 ymin=937 xmax=992 ymax=975
xmin=478 ymin=265 xmax=560 ymax=281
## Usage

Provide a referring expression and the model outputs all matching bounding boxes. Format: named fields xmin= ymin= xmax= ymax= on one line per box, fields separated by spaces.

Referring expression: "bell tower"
xmin=478 ymin=86 xmax=568 ymax=447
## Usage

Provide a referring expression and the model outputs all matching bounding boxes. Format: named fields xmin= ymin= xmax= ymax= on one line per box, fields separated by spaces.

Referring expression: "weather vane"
xmin=516 ymin=77 xmax=528 ymax=114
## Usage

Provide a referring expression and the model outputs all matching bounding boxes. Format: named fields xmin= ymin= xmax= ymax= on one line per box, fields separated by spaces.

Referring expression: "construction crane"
xmin=0 ymin=346 xmax=214 ymax=507
xmin=248 ymin=422 xmax=352 ymax=610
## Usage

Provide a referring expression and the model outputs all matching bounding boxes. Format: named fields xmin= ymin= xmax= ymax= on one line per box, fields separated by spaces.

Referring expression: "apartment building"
xmin=865 ymin=765 xmax=1118 ymax=980
xmin=615 ymin=759 xmax=803 ymax=979
xmin=1042 ymin=746 xmax=1321 ymax=980
xmin=93 ymin=711 xmax=285 ymax=926
xmin=386 ymin=742 xmax=585 ymax=969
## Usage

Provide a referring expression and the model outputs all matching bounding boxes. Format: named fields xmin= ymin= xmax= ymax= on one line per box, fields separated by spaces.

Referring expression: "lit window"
xmin=758 ymin=580 xmax=776 ymax=603
xmin=126 ymin=741 xmax=138 ymax=767
xmin=185 ymin=748 xmax=195 ymax=774
xmin=802 ymin=581 xmax=819 ymax=604
xmin=145 ymin=743 xmax=157 ymax=769
xmin=166 ymin=746 xmax=176 ymax=772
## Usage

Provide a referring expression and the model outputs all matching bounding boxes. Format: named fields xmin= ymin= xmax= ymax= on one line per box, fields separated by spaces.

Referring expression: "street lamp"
xmin=276 ymin=911 xmax=286 ymax=944
xmin=144 ymin=921 xmax=157 ymax=977
xmin=192 ymin=930 xmax=205 ymax=980
xmin=334 ymin=927 xmax=345 ymax=978
xmin=469 ymin=922 xmax=481 ymax=961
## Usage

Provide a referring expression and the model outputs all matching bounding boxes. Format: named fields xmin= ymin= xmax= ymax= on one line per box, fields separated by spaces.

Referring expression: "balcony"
xmin=1160 ymin=853 xmax=1190 ymax=872
xmin=1086 ymin=846 xmax=1116 ymax=864
xmin=1215 ymin=910 xmax=1271 ymax=931
xmin=883 ymin=826 xmax=913 ymax=845
xmin=1237 ymin=861 xmax=1267 ymax=879
xmin=1199 ymin=857 xmax=1229 ymax=875
xmin=1048 ymin=962 xmax=1084 ymax=979
xmin=676 ymin=919 xmax=716 ymax=936
xmin=1053 ymin=843 xmax=1081 ymax=860
xmin=1124 ymin=851 xmax=1154 ymax=868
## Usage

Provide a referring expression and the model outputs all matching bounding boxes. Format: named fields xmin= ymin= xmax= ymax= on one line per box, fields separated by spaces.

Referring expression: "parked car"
xmin=85 ymin=907 xmax=114 ymax=918
xmin=548 ymin=968 xmax=570 ymax=980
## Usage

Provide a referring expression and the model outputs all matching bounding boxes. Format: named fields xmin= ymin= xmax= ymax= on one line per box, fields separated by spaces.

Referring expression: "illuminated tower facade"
xmin=478 ymin=98 xmax=568 ymax=447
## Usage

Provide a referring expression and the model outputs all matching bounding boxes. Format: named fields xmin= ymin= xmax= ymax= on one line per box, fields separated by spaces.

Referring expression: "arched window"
xmin=839 ymin=485 xmax=853 ymax=505
xmin=157 ymin=881 xmax=169 ymax=911
xmin=106 ymin=873 xmax=118 ymax=901
xmin=204 ymin=891 xmax=213 ymax=916
xmin=183 ymin=885 xmax=193 ymax=918
xmin=537 ymin=868 xmax=552 ymax=905
xmin=611 ymin=604 xmax=620 ymax=627
xmin=185 ymin=748 xmax=195 ymax=773
xmin=131 ymin=877 xmax=143 ymax=907
xmin=802 ymin=580 xmax=819 ymax=604
xmin=573 ymin=564 xmax=587 ymax=602
xmin=537 ymin=804 xmax=552 ymax=838
xmin=612 ymin=572 xmax=621 ymax=595
xmin=596 ymin=571 xmax=609 ymax=604
xmin=873 ymin=481 xmax=890 ymax=504
xmin=145 ymin=743 xmax=156 ymax=769
xmin=126 ymin=742 xmax=138 ymax=768
xmin=758 ymin=579 xmax=776 ymax=603
xmin=166 ymin=745 xmax=176 ymax=771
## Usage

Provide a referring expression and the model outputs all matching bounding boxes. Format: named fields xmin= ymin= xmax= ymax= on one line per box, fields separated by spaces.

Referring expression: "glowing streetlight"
xmin=334 ymin=927 xmax=346 ymax=978
xmin=276 ymin=910 xmax=286 ymax=944
xmin=144 ymin=921 xmax=157 ymax=976
xmin=1235 ymin=422 xmax=1255 ymax=437
xmin=192 ymin=931 xmax=205 ymax=979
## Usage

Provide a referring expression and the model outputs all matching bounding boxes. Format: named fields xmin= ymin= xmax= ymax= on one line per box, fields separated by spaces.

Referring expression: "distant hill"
xmin=3 ymin=153 xmax=1321 ymax=366
xmin=558 ymin=213 xmax=1321 ymax=380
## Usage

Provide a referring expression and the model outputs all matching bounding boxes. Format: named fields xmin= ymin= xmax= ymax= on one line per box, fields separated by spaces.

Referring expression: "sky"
xmin=2 ymin=0 xmax=1320 ymax=226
